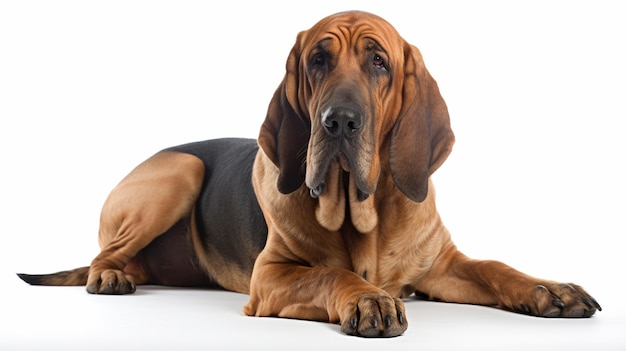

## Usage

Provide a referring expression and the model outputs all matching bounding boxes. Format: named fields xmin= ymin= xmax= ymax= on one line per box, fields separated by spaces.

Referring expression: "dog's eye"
xmin=312 ymin=53 xmax=326 ymax=66
xmin=373 ymin=54 xmax=386 ymax=70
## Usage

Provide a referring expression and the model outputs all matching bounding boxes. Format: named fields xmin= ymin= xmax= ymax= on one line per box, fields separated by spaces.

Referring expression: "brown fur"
xmin=18 ymin=11 xmax=600 ymax=338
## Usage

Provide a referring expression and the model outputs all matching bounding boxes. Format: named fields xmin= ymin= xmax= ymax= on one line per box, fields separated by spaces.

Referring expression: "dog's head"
xmin=258 ymin=11 xmax=454 ymax=229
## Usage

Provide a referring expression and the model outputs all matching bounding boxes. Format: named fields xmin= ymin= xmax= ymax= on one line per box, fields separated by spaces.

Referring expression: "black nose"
xmin=321 ymin=107 xmax=363 ymax=137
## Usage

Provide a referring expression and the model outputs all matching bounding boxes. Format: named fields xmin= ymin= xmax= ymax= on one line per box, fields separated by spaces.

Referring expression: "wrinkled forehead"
xmin=299 ymin=11 xmax=403 ymax=56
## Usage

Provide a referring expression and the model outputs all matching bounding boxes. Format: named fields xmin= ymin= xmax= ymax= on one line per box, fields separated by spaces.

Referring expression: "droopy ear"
xmin=389 ymin=43 xmax=455 ymax=203
xmin=258 ymin=44 xmax=310 ymax=194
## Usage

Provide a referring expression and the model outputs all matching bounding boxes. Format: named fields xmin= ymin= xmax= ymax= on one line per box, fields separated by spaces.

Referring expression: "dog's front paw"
xmin=86 ymin=269 xmax=136 ymax=295
xmin=340 ymin=293 xmax=407 ymax=337
xmin=514 ymin=283 xmax=601 ymax=318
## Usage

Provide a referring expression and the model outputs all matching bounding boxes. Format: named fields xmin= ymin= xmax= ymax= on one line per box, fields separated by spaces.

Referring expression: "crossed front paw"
xmin=340 ymin=293 xmax=407 ymax=337
xmin=514 ymin=282 xmax=601 ymax=318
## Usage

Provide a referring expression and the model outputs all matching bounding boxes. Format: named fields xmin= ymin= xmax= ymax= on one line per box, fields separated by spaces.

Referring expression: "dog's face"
xmin=294 ymin=11 xmax=405 ymax=199
xmin=259 ymin=11 xmax=454 ymax=209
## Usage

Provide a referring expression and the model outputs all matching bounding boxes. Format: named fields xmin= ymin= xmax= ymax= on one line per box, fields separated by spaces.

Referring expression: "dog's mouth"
xmin=307 ymin=151 xmax=379 ymax=233
xmin=308 ymin=152 xmax=370 ymax=202
xmin=337 ymin=153 xmax=351 ymax=172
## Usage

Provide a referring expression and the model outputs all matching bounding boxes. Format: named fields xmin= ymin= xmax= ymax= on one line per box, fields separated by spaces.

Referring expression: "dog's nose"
xmin=321 ymin=107 xmax=363 ymax=137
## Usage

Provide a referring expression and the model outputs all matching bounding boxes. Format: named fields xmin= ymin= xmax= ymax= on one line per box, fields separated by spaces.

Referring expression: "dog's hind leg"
xmin=87 ymin=150 xmax=205 ymax=294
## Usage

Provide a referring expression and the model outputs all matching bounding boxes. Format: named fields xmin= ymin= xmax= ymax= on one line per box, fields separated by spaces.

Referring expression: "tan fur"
xmin=87 ymin=151 xmax=205 ymax=293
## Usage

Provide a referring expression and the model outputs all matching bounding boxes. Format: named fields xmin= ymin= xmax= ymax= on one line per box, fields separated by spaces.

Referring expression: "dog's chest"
xmin=339 ymin=218 xmax=442 ymax=297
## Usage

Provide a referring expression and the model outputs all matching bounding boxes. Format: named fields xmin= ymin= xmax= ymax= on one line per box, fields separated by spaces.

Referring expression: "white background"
xmin=1 ymin=1 xmax=624 ymax=350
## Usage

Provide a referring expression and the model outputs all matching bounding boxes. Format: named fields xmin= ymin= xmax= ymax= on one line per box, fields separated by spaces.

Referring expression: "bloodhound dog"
xmin=18 ymin=11 xmax=600 ymax=337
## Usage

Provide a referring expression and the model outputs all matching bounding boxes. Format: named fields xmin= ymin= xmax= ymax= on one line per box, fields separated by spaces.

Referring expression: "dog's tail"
xmin=17 ymin=266 xmax=89 ymax=286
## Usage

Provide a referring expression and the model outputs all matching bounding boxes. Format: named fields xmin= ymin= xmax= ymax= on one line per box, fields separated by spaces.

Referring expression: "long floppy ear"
xmin=389 ymin=43 xmax=455 ymax=203
xmin=258 ymin=43 xmax=310 ymax=194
